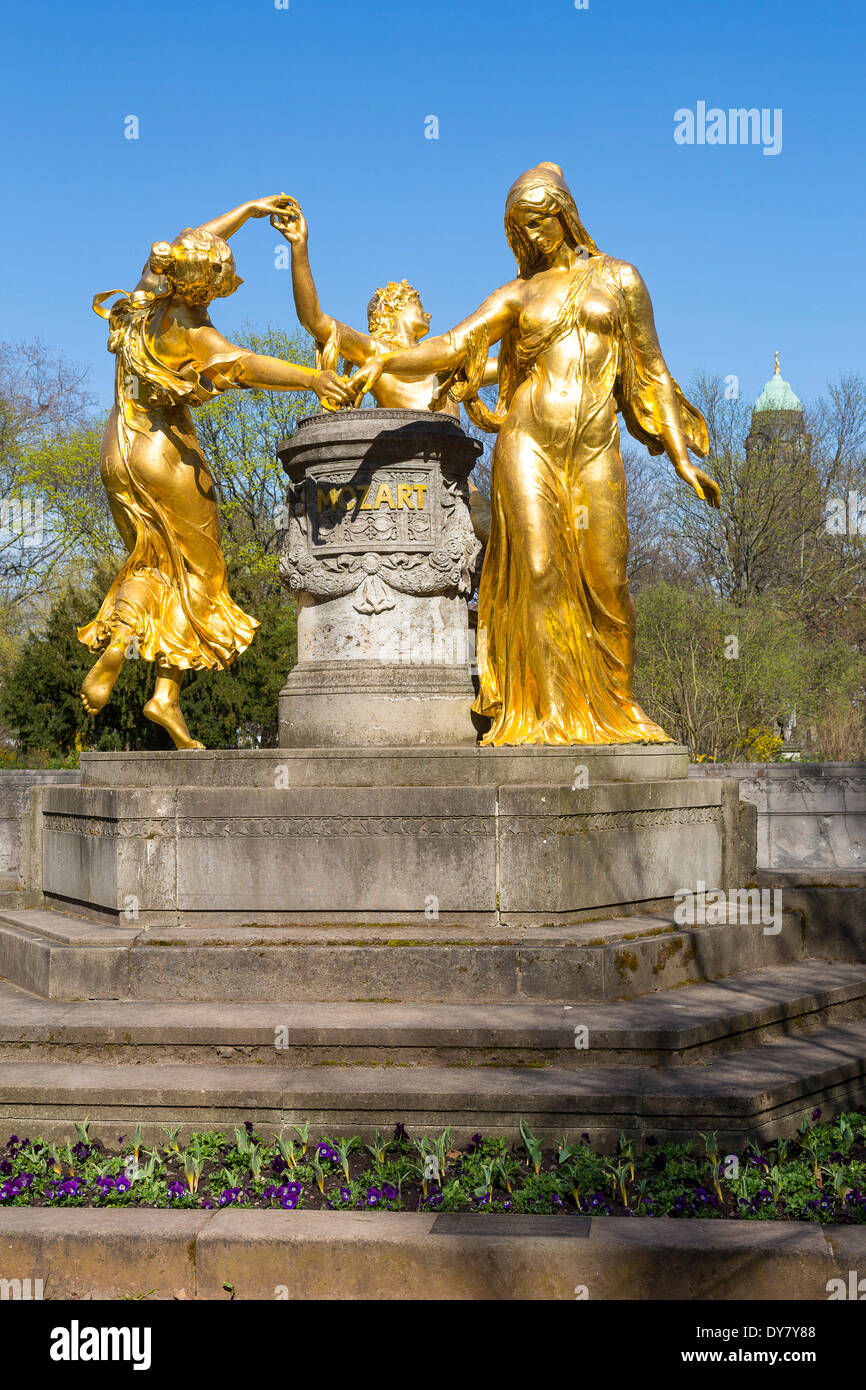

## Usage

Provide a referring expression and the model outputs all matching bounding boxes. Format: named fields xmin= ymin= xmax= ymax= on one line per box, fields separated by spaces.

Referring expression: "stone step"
xmin=2 ymin=962 xmax=866 ymax=1067
xmin=0 ymin=906 xmax=807 ymax=1002
xmin=2 ymin=1019 xmax=865 ymax=1148
xmin=0 ymin=874 xmax=37 ymax=911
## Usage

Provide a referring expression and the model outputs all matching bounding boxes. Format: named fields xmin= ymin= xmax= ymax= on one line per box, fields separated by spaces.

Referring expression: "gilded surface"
xmin=348 ymin=164 xmax=721 ymax=746
xmin=80 ymin=196 xmax=352 ymax=748
xmin=273 ymin=208 xmax=498 ymax=417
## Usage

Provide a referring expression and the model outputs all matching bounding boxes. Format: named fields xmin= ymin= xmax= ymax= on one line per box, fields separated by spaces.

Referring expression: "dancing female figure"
xmin=80 ymin=195 xmax=352 ymax=749
xmin=349 ymin=163 xmax=720 ymax=746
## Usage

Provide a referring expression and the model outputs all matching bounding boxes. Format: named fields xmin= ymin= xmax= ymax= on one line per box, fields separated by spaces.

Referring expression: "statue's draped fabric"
xmin=473 ymin=252 xmax=706 ymax=746
xmin=78 ymin=292 xmax=258 ymax=670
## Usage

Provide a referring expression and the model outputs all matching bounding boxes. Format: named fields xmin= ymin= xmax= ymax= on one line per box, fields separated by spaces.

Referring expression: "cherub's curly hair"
xmin=366 ymin=278 xmax=419 ymax=342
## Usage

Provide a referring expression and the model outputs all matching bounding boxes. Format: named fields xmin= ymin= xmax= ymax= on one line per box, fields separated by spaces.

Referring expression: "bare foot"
xmin=143 ymin=694 xmax=205 ymax=750
xmin=81 ymin=645 xmax=127 ymax=715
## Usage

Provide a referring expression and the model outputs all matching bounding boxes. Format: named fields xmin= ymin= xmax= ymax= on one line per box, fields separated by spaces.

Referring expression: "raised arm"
xmin=131 ymin=195 xmax=298 ymax=296
xmin=618 ymin=262 xmax=720 ymax=508
xmin=198 ymin=193 xmax=296 ymax=242
xmin=275 ymin=211 xmax=375 ymax=366
xmin=350 ymin=282 xmax=520 ymax=400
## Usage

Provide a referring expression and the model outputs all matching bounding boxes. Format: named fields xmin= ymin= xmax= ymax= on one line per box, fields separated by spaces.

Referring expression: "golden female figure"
xmin=350 ymin=163 xmax=721 ymax=746
xmin=80 ymin=195 xmax=352 ymax=749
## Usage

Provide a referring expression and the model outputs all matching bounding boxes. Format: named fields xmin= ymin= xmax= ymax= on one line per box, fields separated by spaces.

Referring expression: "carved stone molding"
xmin=277 ymin=410 xmax=482 ymax=611
xmin=501 ymin=806 xmax=721 ymax=835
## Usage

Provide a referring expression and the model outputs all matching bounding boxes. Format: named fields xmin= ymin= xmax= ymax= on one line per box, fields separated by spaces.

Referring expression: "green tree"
xmin=661 ymin=373 xmax=866 ymax=623
xmin=0 ymin=339 xmax=97 ymax=636
xmin=633 ymin=582 xmax=865 ymax=760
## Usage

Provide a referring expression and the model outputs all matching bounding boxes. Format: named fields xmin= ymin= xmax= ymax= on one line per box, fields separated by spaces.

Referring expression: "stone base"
xmin=30 ymin=745 xmax=754 ymax=929
xmin=279 ymin=660 xmax=477 ymax=747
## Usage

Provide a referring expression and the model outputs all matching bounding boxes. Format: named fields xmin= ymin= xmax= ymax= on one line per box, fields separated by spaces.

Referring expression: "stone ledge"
xmin=78 ymin=744 xmax=691 ymax=789
xmin=0 ymin=1209 xmax=861 ymax=1300
xmin=0 ymin=908 xmax=806 ymax=1002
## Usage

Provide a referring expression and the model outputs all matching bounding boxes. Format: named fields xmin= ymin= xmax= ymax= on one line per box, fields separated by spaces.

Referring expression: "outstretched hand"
xmin=676 ymin=459 xmax=721 ymax=509
xmin=247 ymin=193 xmax=298 ymax=220
xmin=346 ymin=356 xmax=388 ymax=405
xmin=313 ymin=369 xmax=354 ymax=412
xmin=271 ymin=206 xmax=307 ymax=244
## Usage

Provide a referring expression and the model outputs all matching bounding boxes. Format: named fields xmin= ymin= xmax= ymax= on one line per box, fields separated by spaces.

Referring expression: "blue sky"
xmin=1 ymin=0 xmax=863 ymax=409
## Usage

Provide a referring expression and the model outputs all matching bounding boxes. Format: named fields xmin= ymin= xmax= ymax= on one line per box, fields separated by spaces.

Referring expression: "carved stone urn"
xmin=277 ymin=409 xmax=482 ymax=746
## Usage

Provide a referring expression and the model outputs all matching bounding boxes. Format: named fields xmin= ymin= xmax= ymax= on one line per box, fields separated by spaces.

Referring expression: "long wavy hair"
xmin=504 ymin=162 xmax=599 ymax=276
xmin=457 ymin=164 xmax=601 ymax=432
xmin=92 ymin=229 xmax=240 ymax=411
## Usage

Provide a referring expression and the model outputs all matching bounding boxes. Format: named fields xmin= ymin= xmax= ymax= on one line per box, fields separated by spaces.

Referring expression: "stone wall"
xmin=688 ymin=762 xmax=866 ymax=870
xmin=3 ymin=762 xmax=862 ymax=893
xmin=0 ymin=771 xmax=81 ymax=881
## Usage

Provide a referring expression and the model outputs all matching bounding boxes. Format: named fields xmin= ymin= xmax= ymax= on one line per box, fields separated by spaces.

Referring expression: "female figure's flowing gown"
xmin=474 ymin=254 xmax=707 ymax=746
xmin=79 ymin=297 xmax=258 ymax=672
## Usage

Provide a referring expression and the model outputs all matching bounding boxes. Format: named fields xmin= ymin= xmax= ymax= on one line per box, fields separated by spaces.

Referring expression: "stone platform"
xmin=33 ymin=744 xmax=752 ymax=928
xmin=3 ymin=742 xmax=864 ymax=1148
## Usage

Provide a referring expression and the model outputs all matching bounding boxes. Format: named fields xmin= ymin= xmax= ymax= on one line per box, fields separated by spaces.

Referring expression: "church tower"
xmin=745 ymin=351 xmax=811 ymax=463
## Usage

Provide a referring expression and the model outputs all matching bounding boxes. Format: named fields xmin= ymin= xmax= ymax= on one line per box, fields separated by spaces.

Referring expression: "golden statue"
xmin=274 ymin=205 xmax=498 ymax=413
xmin=349 ymin=163 xmax=721 ymax=746
xmin=80 ymin=195 xmax=352 ymax=749
xmin=273 ymin=206 xmax=495 ymax=541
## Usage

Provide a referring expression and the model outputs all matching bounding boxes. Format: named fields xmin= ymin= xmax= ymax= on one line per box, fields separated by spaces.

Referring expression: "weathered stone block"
xmin=277 ymin=410 xmax=482 ymax=747
xmin=38 ymin=751 xmax=753 ymax=928
xmin=498 ymin=779 xmax=724 ymax=920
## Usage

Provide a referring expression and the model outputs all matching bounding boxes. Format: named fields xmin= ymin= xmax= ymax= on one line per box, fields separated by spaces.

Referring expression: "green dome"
xmin=754 ymin=358 xmax=802 ymax=413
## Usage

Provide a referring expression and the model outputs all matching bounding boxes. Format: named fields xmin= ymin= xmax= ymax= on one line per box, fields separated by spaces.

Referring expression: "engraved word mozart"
xmin=317 ymin=481 xmax=427 ymax=513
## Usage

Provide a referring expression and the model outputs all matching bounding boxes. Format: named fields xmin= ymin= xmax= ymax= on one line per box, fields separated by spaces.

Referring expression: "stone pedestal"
xmin=277 ymin=410 xmax=482 ymax=747
xmin=29 ymin=745 xmax=756 ymax=930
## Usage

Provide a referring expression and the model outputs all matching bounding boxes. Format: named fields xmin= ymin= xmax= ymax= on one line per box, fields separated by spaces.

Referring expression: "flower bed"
xmin=2 ymin=1110 xmax=865 ymax=1222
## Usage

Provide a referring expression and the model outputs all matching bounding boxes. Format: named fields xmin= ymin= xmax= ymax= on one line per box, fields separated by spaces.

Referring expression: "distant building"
xmin=745 ymin=351 xmax=811 ymax=463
